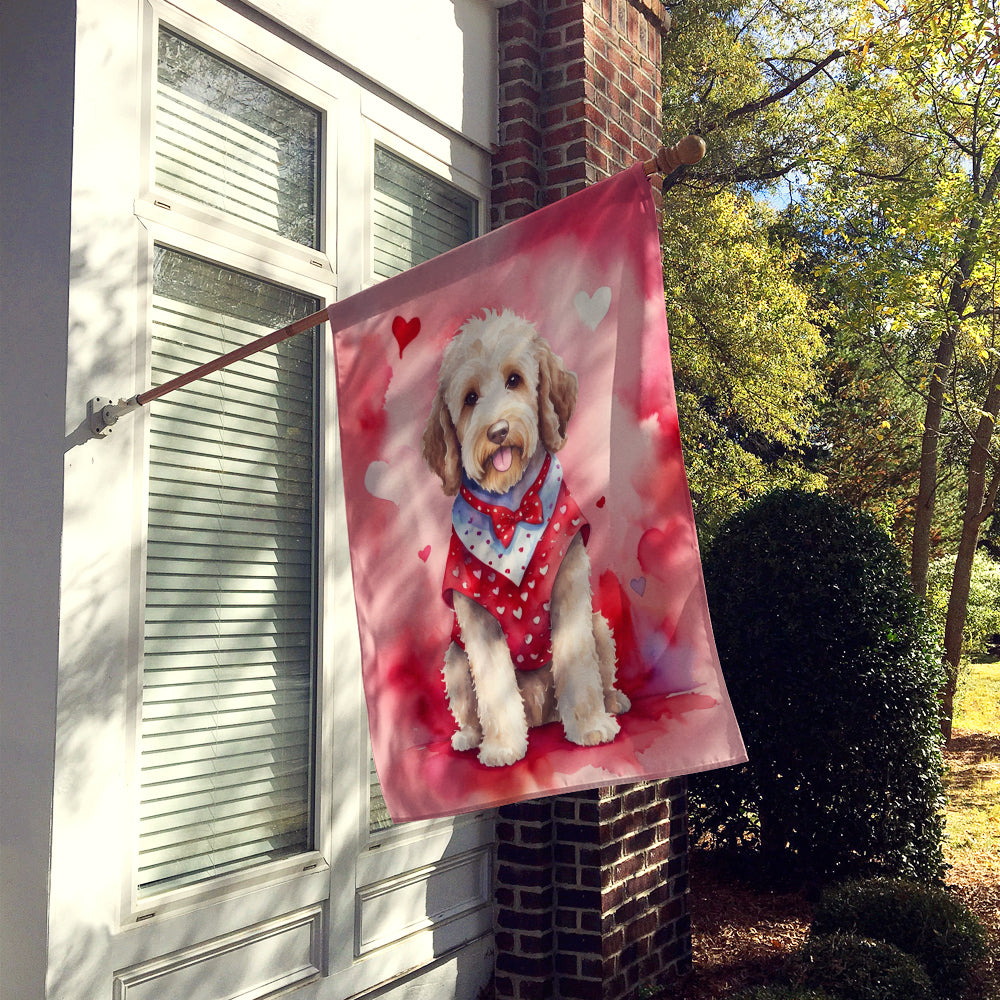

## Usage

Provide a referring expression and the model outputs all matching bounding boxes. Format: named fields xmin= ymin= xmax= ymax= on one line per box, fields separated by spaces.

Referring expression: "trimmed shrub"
xmin=812 ymin=878 xmax=988 ymax=999
xmin=691 ymin=489 xmax=946 ymax=882
xmin=793 ymin=933 xmax=934 ymax=1000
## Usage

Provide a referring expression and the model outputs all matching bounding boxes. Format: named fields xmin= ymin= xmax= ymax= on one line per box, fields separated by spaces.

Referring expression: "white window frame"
xmin=112 ymin=0 xmax=496 ymax=993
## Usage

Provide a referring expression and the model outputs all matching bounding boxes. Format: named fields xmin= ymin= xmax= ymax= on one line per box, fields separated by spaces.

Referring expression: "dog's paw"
xmin=605 ymin=688 xmax=631 ymax=715
xmin=565 ymin=710 xmax=620 ymax=747
xmin=477 ymin=737 xmax=527 ymax=767
xmin=452 ymin=726 xmax=482 ymax=752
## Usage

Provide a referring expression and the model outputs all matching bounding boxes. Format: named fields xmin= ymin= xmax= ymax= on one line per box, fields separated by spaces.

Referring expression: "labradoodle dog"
xmin=421 ymin=308 xmax=630 ymax=767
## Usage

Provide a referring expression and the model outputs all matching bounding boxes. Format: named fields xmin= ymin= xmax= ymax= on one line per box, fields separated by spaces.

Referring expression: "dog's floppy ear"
xmin=536 ymin=339 xmax=578 ymax=452
xmin=421 ymin=390 xmax=463 ymax=495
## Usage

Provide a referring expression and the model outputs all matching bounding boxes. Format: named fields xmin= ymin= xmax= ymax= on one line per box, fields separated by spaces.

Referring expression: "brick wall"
xmin=490 ymin=7 xmax=691 ymax=998
xmin=494 ymin=782 xmax=691 ymax=1000
xmin=492 ymin=0 xmax=668 ymax=226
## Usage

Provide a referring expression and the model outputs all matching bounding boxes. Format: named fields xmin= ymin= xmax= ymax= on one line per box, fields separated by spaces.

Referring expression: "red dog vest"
xmin=443 ymin=453 xmax=589 ymax=669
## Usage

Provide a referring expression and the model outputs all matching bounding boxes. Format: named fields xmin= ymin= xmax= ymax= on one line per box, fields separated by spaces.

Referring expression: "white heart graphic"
xmin=512 ymin=607 xmax=523 ymax=619
xmin=574 ymin=286 xmax=612 ymax=331
xmin=363 ymin=448 xmax=419 ymax=504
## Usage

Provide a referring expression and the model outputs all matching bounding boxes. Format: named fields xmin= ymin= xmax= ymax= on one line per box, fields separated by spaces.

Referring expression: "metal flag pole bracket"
xmin=86 ymin=307 xmax=330 ymax=438
xmin=86 ymin=136 xmax=703 ymax=440
xmin=88 ymin=395 xmax=142 ymax=438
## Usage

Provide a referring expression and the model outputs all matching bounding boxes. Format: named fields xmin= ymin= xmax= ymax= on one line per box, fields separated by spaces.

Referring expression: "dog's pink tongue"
xmin=493 ymin=446 xmax=513 ymax=472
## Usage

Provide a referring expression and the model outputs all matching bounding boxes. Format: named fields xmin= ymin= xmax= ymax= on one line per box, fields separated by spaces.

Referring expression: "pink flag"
xmin=330 ymin=164 xmax=745 ymax=822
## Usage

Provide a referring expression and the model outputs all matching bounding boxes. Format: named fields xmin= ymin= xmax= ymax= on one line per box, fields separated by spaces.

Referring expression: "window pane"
xmin=372 ymin=146 xmax=477 ymax=279
xmin=139 ymin=247 xmax=318 ymax=895
xmin=156 ymin=28 xmax=320 ymax=248
xmin=369 ymin=149 xmax=478 ymax=832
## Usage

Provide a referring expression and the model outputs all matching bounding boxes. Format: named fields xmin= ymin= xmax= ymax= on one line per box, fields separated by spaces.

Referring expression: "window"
xmin=367 ymin=146 xmax=478 ymax=833
xmin=155 ymin=28 xmax=320 ymax=247
xmin=119 ymin=8 xmax=494 ymax=992
xmin=372 ymin=145 xmax=477 ymax=279
xmin=136 ymin=26 xmax=323 ymax=897
xmin=139 ymin=248 xmax=319 ymax=895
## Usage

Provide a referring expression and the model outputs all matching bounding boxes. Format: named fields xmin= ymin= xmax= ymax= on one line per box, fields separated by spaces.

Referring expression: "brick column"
xmin=491 ymin=3 xmax=692 ymax=999
xmin=493 ymin=0 xmax=668 ymax=225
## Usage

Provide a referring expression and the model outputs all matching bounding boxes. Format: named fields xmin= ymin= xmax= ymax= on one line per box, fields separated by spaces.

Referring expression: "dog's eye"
xmin=464 ymin=390 xmax=478 ymax=408
xmin=505 ymin=372 xmax=522 ymax=390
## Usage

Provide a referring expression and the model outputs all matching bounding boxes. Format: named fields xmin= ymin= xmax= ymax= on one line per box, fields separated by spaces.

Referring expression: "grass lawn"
xmin=943 ymin=658 xmax=1000 ymax=1000
xmin=946 ymin=659 xmax=1000 ymax=868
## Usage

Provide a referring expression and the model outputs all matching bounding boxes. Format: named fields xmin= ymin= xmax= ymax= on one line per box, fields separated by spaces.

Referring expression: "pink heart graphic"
xmin=638 ymin=522 xmax=687 ymax=581
xmin=392 ymin=315 xmax=421 ymax=357
xmin=418 ymin=545 xmax=431 ymax=562
xmin=630 ymin=576 xmax=647 ymax=596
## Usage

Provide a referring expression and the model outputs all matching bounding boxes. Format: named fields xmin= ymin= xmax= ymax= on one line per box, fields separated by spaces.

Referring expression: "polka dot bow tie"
xmin=461 ymin=455 xmax=550 ymax=548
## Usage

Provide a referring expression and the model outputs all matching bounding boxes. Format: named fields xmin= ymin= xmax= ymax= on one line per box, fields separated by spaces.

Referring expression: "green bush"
xmin=927 ymin=550 xmax=1000 ymax=658
xmin=792 ymin=933 xmax=934 ymax=1000
xmin=811 ymin=878 xmax=988 ymax=999
xmin=691 ymin=488 xmax=946 ymax=882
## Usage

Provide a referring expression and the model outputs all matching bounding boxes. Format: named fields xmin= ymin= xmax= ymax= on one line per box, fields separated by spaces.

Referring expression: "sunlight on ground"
xmin=945 ymin=657 xmax=1000 ymax=875
xmin=955 ymin=660 xmax=1000 ymax=736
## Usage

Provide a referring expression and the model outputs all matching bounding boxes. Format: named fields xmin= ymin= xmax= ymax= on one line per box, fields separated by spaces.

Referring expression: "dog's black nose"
xmin=487 ymin=420 xmax=509 ymax=445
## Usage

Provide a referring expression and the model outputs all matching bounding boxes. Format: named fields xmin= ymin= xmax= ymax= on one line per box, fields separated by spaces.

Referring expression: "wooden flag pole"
xmin=88 ymin=138 xmax=705 ymax=437
xmin=642 ymin=134 xmax=706 ymax=177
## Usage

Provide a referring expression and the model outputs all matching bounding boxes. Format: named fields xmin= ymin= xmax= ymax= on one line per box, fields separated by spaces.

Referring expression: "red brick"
xmin=546 ymin=163 xmax=589 ymax=186
xmin=502 ymin=40 xmax=538 ymax=63
xmin=540 ymin=28 xmax=565 ymax=49
xmin=559 ymin=979 xmax=604 ymax=1000
xmin=503 ymin=120 xmax=543 ymax=144
xmin=493 ymin=142 xmax=539 ymax=167
xmin=542 ymin=40 xmax=587 ymax=70
xmin=504 ymin=79 xmax=541 ymax=104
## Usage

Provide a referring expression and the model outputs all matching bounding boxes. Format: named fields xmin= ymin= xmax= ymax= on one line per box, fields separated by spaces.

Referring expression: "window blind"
xmin=138 ymin=248 xmax=318 ymax=895
xmin=156 ymin=28 xmax=320 ymax=248
xmin=368 ymin=148 xmax=478 ymax=832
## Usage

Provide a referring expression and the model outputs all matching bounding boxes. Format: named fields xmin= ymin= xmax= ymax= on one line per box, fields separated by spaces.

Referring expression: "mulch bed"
xmin=672 ymin=734 xmax=1000 ymax=999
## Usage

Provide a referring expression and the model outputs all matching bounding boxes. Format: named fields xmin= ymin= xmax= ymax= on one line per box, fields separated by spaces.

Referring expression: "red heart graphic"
xmin=392 ymin=315 xmax=421 ymax=357
xmin=596 ymin=496 xmax=607 ymax=508
xmin=418 ymin=545 xmax=431 ymax=562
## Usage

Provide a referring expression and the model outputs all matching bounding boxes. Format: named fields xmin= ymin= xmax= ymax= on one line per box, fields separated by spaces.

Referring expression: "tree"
xmin=661 ymin=0 xmax=854 ymax=195
xmin=658 ymin=1 xmax=848 ymax=539
xmin=659 ymin=1 xmax=998 ymax=736
xmin=661 ymin=188 xmax=825 ymax=539
xmin=800 ymin=0 xmax=1000 ymax=736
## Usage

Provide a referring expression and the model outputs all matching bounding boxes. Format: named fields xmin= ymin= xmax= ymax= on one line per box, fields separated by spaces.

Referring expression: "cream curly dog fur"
xmin=422 ymin=309 xmax=629 ymax=767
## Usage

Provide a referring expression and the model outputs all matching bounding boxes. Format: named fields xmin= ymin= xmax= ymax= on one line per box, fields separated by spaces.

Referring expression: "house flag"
xmin=329 ymin=163 xmax=746 ymax=822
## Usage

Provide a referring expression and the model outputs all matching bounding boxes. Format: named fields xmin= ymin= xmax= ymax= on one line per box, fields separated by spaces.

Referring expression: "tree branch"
xmin=702 ymin=49 xmax=848 ymax=133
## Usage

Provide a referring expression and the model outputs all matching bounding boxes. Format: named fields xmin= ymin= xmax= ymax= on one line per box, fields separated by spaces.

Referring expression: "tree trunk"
xmin=940 ymin=373 xmax=1000 ymax=741
xmin=910 ymin=329 xmax=955 ymax=598
xmin=911 ymin=160 xmax=1000 ymax=596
